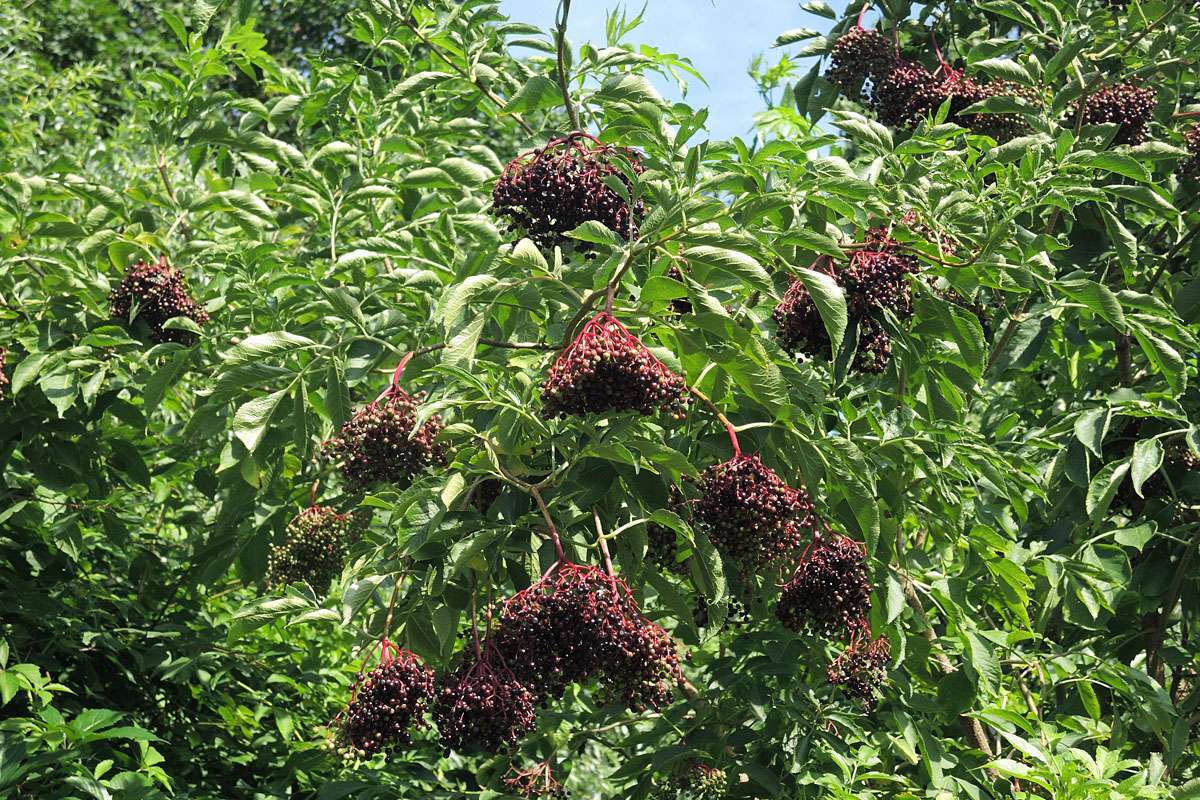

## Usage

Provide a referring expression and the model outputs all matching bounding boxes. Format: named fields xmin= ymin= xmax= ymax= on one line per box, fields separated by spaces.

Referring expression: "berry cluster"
xmin=872 ymin=62 xmax=1034 ymax=140
xmin=828 ymin=635 xmax=891 ymax=708
xmin=1179 ymin=125 xmax=1200 ymax=182
xmin=647 ymin=520 xmax=688 ymax=575
xmin=503 ymin=761 xmax=566 ymax=799
xmin=774 ymin=228 xmax=917 ymax=373
xmin=332 ymin=642 xmax=435 ymax=760
xmin=266 ymin=505 xmax=352 ymax=591
xmin=490 ymin=562 xmax=683 ymax=712
xmin=324 ymin=386 xmax=446 ymax=489
xmin=433 ymin=654 xmax=538 ymax=754
xmin=471 ymin=478 xmax=502 ymax=513
xmin=665 ymin=762 xmax=727 ymax=800
xmin=826 ymin=27 xmax=895 ymax=105
xmin=108 ymin=257 xmax=209 ymax=345
xmin=1077 ymin=83 xmax=1156 ymax=146
xmin=541 ymin=312 xmax=688 ymax=419
xmin=492 ymin=132 xmax=646 ymax=250
xmin=776 ymin=535 xmax=871 ymax=637
xmin=692 ymin=454 xmax=819 ymax=572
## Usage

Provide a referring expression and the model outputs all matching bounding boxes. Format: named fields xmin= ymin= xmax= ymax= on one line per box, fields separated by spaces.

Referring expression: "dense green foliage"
xmin=2 ymin=0 xmax=1200 ymax=798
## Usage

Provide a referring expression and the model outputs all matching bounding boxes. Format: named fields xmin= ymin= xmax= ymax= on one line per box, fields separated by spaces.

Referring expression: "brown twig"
xmin=1147 ymin=525 xmax=1200 ymax=681
xmin=686 ymin=384 xmax=741 ymax=456
xmin=529 ymin=485 xmax=567 ymax=562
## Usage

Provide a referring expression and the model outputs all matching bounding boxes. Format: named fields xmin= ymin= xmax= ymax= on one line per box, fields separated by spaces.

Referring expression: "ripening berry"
xmin=828 ymin=635 xmax=891 ymax=707
xmin=433 ymin=657 xmax=538 ymax=754
xmin=873 ymin=62 xmax=1036 ymax=140
xmin=826 ymin=27 xmax=896 ymax=104
xmin=266 ymin=506 xmax=352 ymax=592
xmin=776 ymin=535 xmax=872 ymax=637
xmin=1178 ymin=125 xmax=1200 ymax=182
xmin=541 ymin=312 xmax=688 ymax=419
xmin=665 ymin=762 xmax=728 ymax=800
xmin=489 ymin=562 xmax=683 ymax=712
xmin=324 ymin=388 xmax=446 ymax=489
xmin=108 ymin=257 xmax=209 ymax=345
xmin=1077 ymin=83 xmax=1157 ymax=146
xmin=492 ymin=133 xmax=646 ymax=250
xmin=333 ymin=645 xmax=435 ymax=760
xmin=693 ymin=454 xmax=820 ymax=572
xmin=873 ymin=61 xmax=944 ymax=127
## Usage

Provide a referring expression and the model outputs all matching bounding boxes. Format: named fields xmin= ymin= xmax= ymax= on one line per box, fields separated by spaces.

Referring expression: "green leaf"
xmin=223 ymin=332 xmax=317 ymax=367
xmin=971 ymin=58 xmax=1034 ymax=86
xmin=1086 ymin=461 xmax=1130 ymax=522
xmin=794 ymin=266 xmax=847 ymax=355
xmin=773 ymin=28 xmax=821 ymax=47
xmin=326 ymin=360 xmax=351 ymax=429
xmin=385 ymin=71 xmax=453 ymax=101
xmin=229 ymin=593 xmax=315 ymax=641
xmin=566 ymin=221 xmax=622 ymax=245
xmin=685 ymin=245 xmax=774 ymax=297
xmin=442 ymin=316 xmax=486 ymax=370
xmin=1057 ymin=279 xmax=1125 ymax=330
xmin=1074 ymin=408 xmax=1109 ymax=458
xmin=233 ymin=389 xmax=288 ymax=451
xmin=597 ymin=73 xmax=664 ymax=106
xmin=503 ymin=75 xmax=560 ymax=114
xmin=1130 ymin=438 xmax=1164 ymax=497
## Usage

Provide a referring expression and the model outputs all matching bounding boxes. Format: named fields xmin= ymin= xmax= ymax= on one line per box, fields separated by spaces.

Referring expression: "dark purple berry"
xmin=333 ymin=644 xmax=435 ymax=760
xmin=1077 ymin=83 xmax=1156 ymax=146
xmin=828 ymin=635 xmax=890 ymax=707
xmin=108 ymin=257 xmax=208 ymax=345
xmin=324 ymin=387 xmax=446 ymax=489
xmin=776 ymin=535 xmax=872 ymax=637
xmin=826 ymin=27 xmax=896 ymax=104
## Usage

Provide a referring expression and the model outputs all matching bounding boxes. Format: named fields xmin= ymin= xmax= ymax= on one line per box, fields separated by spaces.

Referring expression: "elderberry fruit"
xmin=693 ymin=454 xmax=819 ymax=572
xmin=828 ymin=635 xmax=890 ymax=708
xmin=324 ymin=388 xmax=446 ymax=488
xmin=333 ymin=645 xmax=434 ymax=760
xmin=108 ymin=257 xmax=209 ymax=345
xmin=503 ymin=761 xmax=566 ymax=798
xmin=492 ymin=133 xmax=646 ymax=250
xmin=647 ymin=521 xmax=688 ymax=575
xmin=471 ymin=478 xmax=502 ymax=513
xmin=873 ymin=62 xmax=1035 ymax=140
xmin=777 ymin=535 xmax=872 ymax=637
xmin=433 ymin=658 xmax=537 ymax=754
xmin=267 ymin=506 xmax=352 ymax=591
xmin=1179 ymin=125 xmax=1200 ymax=182
xmin=873 ymin=61 xmax=944 ymax=128
xmin=773 ymin=264 xmax=837 ymax=361
xmin=666 ymin=762 xmax=727 ymax=800
xmin=541 ymin=312 xmax=688 ymax=419
xmin=1077 ymin=83 xmax=1156 ymax=146
xmin=826 ymin=27 xmax=895 ymax=104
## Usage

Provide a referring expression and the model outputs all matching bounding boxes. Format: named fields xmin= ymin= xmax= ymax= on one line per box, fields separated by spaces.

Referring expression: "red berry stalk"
xmin=332 ymin=639 xmax=435 ymax=760
xmin=776 ymin=534 xmax=872 ymax=637
xmin=432 ymin=641 xmax=538 ymax=754
xmin=323 ymin=353 xmax=447 ymax=488
xmin=108 ymin=256 xmax=209 ymax=345
xmin=492 ymin=132 xmax=646 ymax=250
xmin=541 ymin=312 xmax=688 ymax=419
xmin=503 ymin=760 xmax=566 ymax=799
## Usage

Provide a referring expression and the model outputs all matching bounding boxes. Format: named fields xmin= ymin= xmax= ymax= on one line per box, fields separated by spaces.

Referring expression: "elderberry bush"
xmin=541 ymin=312 xmax=688 ymax=419
xmin=492 ymin=133 xmax=646 ymax=250
xmin=324 ymin=388 xmax=446 ymax=488
xmin=1078 ymin=83 xmax=1157 ymax=146
xmin=333 ymin=645 xmax=435 ymax=760
xmin=108 ymin=257 xmax=209 ymax=345
xmin=776 ymin=535 xmax=872 ymax=637
xmin=266 ymin=505 xmax=352 ymax=591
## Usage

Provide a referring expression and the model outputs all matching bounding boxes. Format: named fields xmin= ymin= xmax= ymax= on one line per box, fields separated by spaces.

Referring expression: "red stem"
xmin=377 ymin=351 xmax=414 ymax=401
xmin=930 ymin=30 xmax=949 ymax=73
xmin=856 ymin=2 xmax=870 ymax=28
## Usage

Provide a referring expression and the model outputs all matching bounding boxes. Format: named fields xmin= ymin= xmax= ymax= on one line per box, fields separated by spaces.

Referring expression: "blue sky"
xmin=498 ymin=0 xmax=849 ymax=139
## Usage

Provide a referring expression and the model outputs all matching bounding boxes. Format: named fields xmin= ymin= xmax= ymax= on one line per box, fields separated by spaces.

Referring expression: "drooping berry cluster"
xmin=541 ymin=312 xmax=688 ymax=419
xmin=692 ymin=454 xmax=820 ymax=572
xmin=872 ymin=62 xmax=1035 ymax=140
xmin=1178 ymin=125 xmax=1200 ymax=182
xmin=1077 ymin=83 xmax=1157 ymax=146
xmin=828 ymin=635 xmax=891 ymax=708
xmin=266 ymin=505 xmax=352 ymax=591
xmin=490 ymin=562 xmax=683 ymax=712
xmin=503 ymin=761 xmax=566 ymax=799
xmin=433 ymin=653 xmax=538 ymax=754
xmin=826 ymin=27 xmax=896 ymax=104
xmin=108 ymin=257 xmax=209 ymax=345
xmin=774 ymin=228 xmax=917 ymax=373
xmin=665 ymin=762 xmax=728 ymax=800
xmin=776 ymin=535 xmax=871 ymax=637
xmin=492 ymin=132 xmax=646 ymax=250
xmin=324 ymin=386 xmax=446 ymax=489
xmin=332 ymin=642 xmax=435 ymax=760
